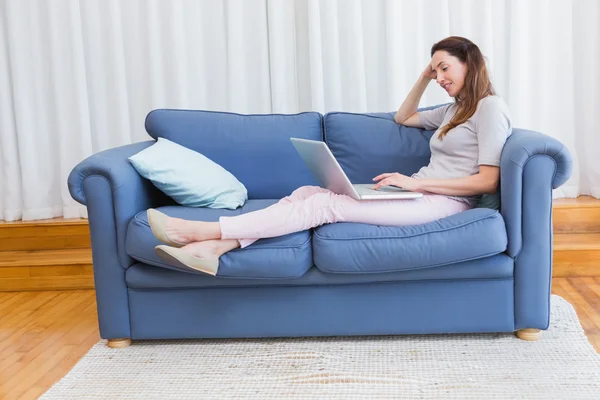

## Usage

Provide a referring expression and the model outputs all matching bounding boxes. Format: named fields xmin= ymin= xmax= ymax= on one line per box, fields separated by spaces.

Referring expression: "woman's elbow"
xmin=483 ymin=179 xmax=500 ymax=195
xmin=477 ymin=166 xmax=500 ymax=195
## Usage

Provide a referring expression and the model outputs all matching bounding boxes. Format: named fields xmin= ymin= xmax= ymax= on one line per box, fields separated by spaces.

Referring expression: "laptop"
xmin=290 ymin=138 xmax=423 ymax=200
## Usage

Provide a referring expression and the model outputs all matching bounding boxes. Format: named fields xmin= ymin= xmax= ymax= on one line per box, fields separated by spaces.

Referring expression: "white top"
xmin=412 ymin=95 xmax=513 ymax=206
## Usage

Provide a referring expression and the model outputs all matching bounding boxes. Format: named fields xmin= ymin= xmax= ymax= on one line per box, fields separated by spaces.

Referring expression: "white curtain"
xmin=0 ymin=0 xmax=598 ymax=221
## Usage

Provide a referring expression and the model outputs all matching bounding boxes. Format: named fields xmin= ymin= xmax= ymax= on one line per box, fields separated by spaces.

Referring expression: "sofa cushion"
xmin=312 ymin=208 xmax=507 ymax=274
xmin=323 ymin=106 xmax=448 ymax=184
xmin=125 ymin=253 xmax=513 ymax=289
xmin=144 ymin=109 xmax=322 ymax=199
xmin=125 ymin=200 xmax=312 ymax=279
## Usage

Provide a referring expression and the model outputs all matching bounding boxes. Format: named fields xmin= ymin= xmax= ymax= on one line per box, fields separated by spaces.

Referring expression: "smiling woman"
xmin=145 ymin=37 xmax=513 ymax=275
xmin=392 ymin=36 xmax=512 ymax=210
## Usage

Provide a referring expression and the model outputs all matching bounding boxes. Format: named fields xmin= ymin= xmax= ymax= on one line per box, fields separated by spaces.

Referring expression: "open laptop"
xmin=290 ymin=138 xmax=423 ymax=200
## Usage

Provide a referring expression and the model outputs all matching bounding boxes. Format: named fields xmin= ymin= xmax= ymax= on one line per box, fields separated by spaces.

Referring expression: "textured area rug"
xmin=41 ymin=295 xmax=600 ymax=399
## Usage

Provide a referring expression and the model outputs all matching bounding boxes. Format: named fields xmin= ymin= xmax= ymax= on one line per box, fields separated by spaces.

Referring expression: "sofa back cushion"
xmin=324 ymin=110 xmax=437 ymax=183
xmin=145 ymin=110 xmax=322 ymax=199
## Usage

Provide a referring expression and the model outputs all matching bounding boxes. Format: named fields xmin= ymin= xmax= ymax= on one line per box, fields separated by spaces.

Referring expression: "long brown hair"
xmin=431 ymin=36 xmax=496 ymax=139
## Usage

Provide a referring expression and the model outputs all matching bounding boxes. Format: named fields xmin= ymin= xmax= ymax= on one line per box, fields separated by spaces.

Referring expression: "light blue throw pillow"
xmin=128 ymin=137 xmax=247 ymax=209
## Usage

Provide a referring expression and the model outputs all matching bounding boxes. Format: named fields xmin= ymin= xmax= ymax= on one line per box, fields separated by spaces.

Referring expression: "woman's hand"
xmin=372 ymin=172 xmax=424 ymax=192
xmin=421 ymin=62 xmax=437 ymax=80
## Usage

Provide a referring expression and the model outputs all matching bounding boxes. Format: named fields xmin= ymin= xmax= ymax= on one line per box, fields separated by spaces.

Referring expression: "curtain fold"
xmin=0 ymin=0 xmax=597 ymax=221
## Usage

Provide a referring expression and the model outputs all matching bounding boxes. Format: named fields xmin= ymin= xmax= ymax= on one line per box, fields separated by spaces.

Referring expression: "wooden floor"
xmin=0 ymin=290 xmax=100 ymax=399
xmin=0 ymin=279 xmax=598 ymax=399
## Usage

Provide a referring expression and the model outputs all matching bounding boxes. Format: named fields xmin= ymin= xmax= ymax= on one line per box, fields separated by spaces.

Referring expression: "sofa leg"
xmin=515 ymin=328 xmax=542 ymax=341
xmin=107 ymin=338 xmax=132 ymax=348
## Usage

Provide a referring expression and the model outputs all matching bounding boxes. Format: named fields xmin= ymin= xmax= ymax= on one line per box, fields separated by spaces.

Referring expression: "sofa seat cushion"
xmin=125 ymin=253 xmax=513 ymax=289
xmin=312 ymin=208 xmax=507 ymax=274
xmin=125 ymin=200 xmax=312 ymax=279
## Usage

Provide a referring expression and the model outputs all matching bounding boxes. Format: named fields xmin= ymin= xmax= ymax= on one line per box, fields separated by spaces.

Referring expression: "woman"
xmin=148 ymin=36 xmax=512 ymax=276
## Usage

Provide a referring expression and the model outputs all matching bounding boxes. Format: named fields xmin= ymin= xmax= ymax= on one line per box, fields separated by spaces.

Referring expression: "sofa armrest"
xmin=500 ymin=128 xmax=573 ymax=330
xmin=67 ymin=141 xmax=170 ymax=339
xmin=68 ymin=141 xmax=170 ymax=267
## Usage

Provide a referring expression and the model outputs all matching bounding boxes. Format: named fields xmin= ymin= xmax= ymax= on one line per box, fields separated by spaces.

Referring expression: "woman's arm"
xmin=418 ymin=166 xmax=500 ymax=196
xmin=394 ymin=64 xmax=436 ymax=124
xmin=373 ymin=165 xmax=499 ymax=196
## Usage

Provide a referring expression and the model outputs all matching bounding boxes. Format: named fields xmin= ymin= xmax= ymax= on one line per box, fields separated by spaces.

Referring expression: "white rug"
xmin=41 ymin=295 xmax=600 ymax=399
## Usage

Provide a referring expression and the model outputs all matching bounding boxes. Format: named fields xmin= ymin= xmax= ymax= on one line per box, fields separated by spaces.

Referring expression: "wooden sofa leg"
xmin=107 ymin=338 xmax=132 ymax=348
xmin=515 ymin=328 xmax=542 ymax=341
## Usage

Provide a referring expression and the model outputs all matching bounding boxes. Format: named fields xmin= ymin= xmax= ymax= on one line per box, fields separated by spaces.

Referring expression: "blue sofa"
xmin=67 ymin=106 xmax=573 ymax=348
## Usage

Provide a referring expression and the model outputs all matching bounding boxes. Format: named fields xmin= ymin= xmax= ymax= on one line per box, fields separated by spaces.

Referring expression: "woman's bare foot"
xmin=164 ymin=217 xmax=222 ymax=244
xmin=182 ymin=239 xmax=241 ymax=259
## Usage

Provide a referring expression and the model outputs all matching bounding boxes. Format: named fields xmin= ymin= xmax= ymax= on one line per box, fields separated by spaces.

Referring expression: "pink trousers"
xmin=219 ymin=185 xmax=472 ymax=248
